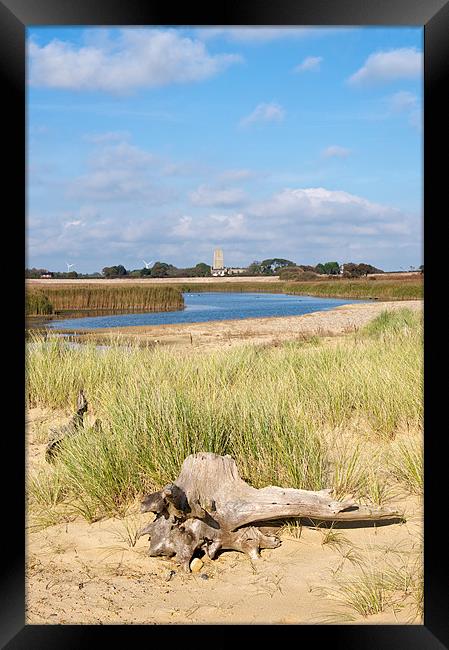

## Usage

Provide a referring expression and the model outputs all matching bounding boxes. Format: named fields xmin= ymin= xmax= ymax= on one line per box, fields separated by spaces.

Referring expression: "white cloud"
xmin=348 ymin=48 xmax=422 ymax=85
xmin=196 ymin=27 xmax=313 ymax=43
xmin=294 ymin=56 xmax=323 ymax=73
xmin=28 ymin=185 xmax=421 ymax=271
xmin=171 ymin=212 xmax=254 ymax=244
xmin=240 ymin=102 xmax=285 ymax=127
xmin=322 ymin=145 xmax=352 ymax=158
xmin=218 ymin=169 xmax=257 ymax=183
xmin=28 ymin=29 xmax=242 ymax=92
xmin=29 ymin=124 xmax=49 ymax=135
xmin=172 ymin=216 xmax=193 ymax=237
xmin=163 ymin=187 xmax=419 ymax=269
xmin=88 ymin=141 xmax=155 ymax=170
xmin=196 ymin=27 xmax=353 ymax=43
xmin=69 ymin=169 xmax=173 ymax=203
xmin=250 ymin=187 xmax=404 ymax=225
xmin=386 ymin=91 xmax=421 ymax=131
xmin=388 ymin=91 xmax=418 ymax=113
xmin=83 ymin=131 xmax=131 ymax=143
xmin=189 ymin=184 xmax=247 ymax=207
xmin=68 ymin=138 xmax=174 ymax=202
xmin=408 ymin=109 xmax=422 ymax=131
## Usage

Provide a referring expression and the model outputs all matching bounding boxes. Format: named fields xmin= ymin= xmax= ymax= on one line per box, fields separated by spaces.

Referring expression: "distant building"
xmin=213 ymin=248 xmax=224 ymax=269
xmin=212 ymin=248 xmax=226 ymax=276
xmin=40 ymin=273 xmax=53 ymax=279
xmin=211 ymin=248 xmax=247 ymax=276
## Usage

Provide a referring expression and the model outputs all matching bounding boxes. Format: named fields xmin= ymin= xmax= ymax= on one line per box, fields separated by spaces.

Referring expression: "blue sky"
xmin=27 ymin=26 xmax=423 ymax=273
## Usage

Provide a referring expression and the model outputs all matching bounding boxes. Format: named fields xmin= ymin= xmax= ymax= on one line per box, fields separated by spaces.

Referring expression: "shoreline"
xmin=49 ymin=300 xmax=423 ymax=351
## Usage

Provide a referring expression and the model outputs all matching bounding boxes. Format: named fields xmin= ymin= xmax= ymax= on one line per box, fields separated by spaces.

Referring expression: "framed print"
xmin=2 ymin=0 xmax=448 ymax=646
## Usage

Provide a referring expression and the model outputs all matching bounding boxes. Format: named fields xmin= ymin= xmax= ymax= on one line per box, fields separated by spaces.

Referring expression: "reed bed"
xmin=26 ymin=308 xmax=423 ymax=522
xmin=26 ymin=279 xmax=423 ymax=316
xmin=163 ymin=277 xmax=422 ymax=300
xmin=26 ymin=290 xmax=54 ymax=316
xmin=26 ymin=285 xmax=184 ymax=313
xmin=285 ymin=279 xmax=423 ymax=301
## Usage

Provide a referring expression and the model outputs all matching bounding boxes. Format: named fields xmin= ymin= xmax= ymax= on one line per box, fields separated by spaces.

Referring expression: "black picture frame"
xmin=3 ymin=0 xmax=447 ymax=647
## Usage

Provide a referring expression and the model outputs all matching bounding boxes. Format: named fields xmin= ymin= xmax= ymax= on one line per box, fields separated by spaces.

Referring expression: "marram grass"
xmin=318 ymin=541 xmax=423 ymax=623
xmin=26 ymin=308 xmax=422 ymax=522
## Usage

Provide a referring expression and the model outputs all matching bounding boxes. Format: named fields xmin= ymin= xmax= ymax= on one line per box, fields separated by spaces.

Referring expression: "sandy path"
xmin=75 ymin=300 xmax=423 ymax=351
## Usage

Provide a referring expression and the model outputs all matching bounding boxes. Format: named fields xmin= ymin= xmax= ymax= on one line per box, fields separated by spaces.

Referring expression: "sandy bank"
xmin=72 ymin=300 xmax=423 ymax=351
xmin=26 ymin=498 xmax=421 ymax=625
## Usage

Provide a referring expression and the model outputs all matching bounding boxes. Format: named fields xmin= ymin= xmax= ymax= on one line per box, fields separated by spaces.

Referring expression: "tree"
xmin=191 ymin=263 xmax=211 ymax=277
xmin=323 ymin=261 xmax=340 ymax=275
xmin=102 ymin=265 xmax=127 ymax=278
xmin=342 ymin=262 xmax=383 ymax=278
xmin=260 ymin=258 xmax=296 ymax=274
xmin=25 ymin=267 xmax=50 ymax=279
xmin=247 ymin=261 xmax=263 ymax=275
xmin=278 ymin=266 xmax=320 ymax=281
xmin=150 ymin=262 xmax=175 ymax=278
xmin=314 ymin=262 xmax=340 ymax=275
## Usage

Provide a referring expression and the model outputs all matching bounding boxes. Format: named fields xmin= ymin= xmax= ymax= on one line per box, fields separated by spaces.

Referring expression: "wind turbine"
xmin=66 ymin=262 xmax=75 ymax=272
xmin=143 ymin=259 xmax=153 ymax=269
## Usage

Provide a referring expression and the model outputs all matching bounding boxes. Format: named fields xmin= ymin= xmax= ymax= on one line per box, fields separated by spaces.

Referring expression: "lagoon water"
xmin=46 ymin=292 xmax=365 ymax=330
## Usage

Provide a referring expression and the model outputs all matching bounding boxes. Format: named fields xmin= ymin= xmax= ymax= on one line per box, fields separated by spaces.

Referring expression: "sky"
xmin=27 ymin=26 xmax=423 ymax=273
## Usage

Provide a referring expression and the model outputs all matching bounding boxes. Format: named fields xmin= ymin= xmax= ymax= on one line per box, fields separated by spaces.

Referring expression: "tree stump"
xmin=139 ymin=452 xmax=400 ymax=572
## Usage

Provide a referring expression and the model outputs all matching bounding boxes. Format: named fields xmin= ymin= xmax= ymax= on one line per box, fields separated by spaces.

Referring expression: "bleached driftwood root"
xmin=139 ymin=452 xmax=400 ymax=572
xmin=45 ymin=390 xmax=88 ymax=462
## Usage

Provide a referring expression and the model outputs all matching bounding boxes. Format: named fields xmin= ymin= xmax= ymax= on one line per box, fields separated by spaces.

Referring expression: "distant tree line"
xmin=25 ymin=263 xmax=212 ymax=280
xmin=101 ymin=262 xmax=212 ymax=279
xmin=245 ymin=258 xmax=296 ymax=275
xmin=25 ymin=267 xmax=102 ymax=279
xmin=246 ymin=259 xmax=346 ymax=277
xmin=26 ymin=259 xmax=391 ymax=280
xmin=278 ymin=261 xmax=384 ymax=280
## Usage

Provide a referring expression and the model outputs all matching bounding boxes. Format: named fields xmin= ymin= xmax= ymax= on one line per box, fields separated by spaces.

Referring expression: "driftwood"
xmin=45 ymin=390 xmax=88 ymax=462
xmin=139 ymin=452 xmax=401 ymax=572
